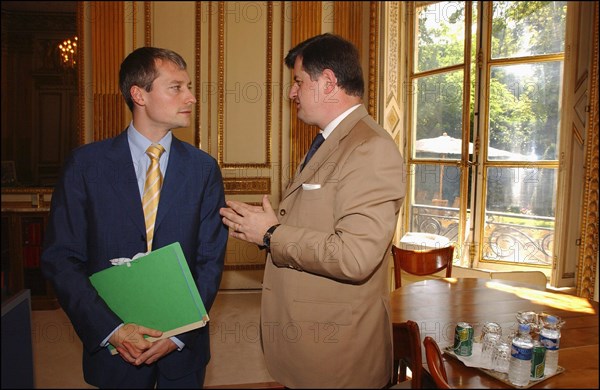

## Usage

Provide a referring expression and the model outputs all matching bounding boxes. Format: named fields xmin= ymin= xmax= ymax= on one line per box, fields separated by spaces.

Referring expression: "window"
xmin=405 ymin=1 xmax=566 ymax=276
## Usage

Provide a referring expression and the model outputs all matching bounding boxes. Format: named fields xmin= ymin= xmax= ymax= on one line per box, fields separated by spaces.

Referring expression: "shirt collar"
xmin=127 ymin=123 xmax=173 ymax=160
xmin=321 ymin=104 xmax=361 ymax=139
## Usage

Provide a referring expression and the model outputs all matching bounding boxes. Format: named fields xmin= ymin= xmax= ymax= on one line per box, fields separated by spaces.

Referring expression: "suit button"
xmin=280 ymin=209 xmax=286 ymax=216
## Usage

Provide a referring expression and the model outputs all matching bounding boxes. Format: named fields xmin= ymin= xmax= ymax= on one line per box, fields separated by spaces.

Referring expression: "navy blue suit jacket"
xmin=41 ymin=131 xmax=228 ymax=386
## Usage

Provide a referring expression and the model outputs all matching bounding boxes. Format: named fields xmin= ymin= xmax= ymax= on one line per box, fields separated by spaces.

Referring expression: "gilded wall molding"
xmin=195 ymin=3 xmax=202 ymax=151
xmin=144 ymin=1 xmax=151 ymax=46
xmin=577 ymin=1 xmax=599 ymax=299
xmin=367 ymin=1 xmax=379 ymax=119
xmin=217 ymin=2 xmax=224 ymax=166
xmin=224 ymin=264 xmax=266 ymax=271
xmin=131 ymin=2 xmax=137 ymax=49
xmin=207 ymin=2 xmax=213 ymax=155
xmin=217 ymin=1 xmax=273 ymax=171
xmin=223 ymin=177 xmax=271 ymax=194
xmin=78 ymin=2 xmax=85 ymax=146
xmin=277 ymin=1 xmax=285 ymax=199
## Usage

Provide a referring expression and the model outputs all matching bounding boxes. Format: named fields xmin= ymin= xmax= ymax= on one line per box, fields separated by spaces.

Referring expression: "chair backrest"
xmin=391 ymin=245 xmax=454 ymax=288
xmin=423 ymin=336 xmax=451 ymax=389
xmin=392 ymin=320 xmax=423 ymax=388
xmin=489 ymin=271 xmax=548 ymax=287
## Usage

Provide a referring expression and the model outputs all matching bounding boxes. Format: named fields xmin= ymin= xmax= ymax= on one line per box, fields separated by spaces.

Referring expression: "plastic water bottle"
xmin=540 ymin=315 xmax=560 ymax=375
xmin=508 ymin=323 xmax=534 ymax=386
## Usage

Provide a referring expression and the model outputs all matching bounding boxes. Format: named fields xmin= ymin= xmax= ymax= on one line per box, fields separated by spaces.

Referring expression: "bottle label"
xmin=511 ymin=344 xmax=533 ymax=360
xmin=540 ymin=335 xmax=559 ymax=350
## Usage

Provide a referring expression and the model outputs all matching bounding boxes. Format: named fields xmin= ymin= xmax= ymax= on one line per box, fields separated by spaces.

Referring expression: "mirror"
xmin=1 ymin=1 xmax=80 ymax=191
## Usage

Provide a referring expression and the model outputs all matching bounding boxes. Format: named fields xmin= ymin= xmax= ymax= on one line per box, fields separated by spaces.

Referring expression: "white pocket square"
xmin=302 ymin=183 xmax=321 ymax=190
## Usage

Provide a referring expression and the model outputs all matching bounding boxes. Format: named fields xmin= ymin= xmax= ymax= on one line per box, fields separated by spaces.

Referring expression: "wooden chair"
xmin=390 ymin=320 xmax=423 ymax=388
xmin=423 ymin=336 xmax=451 ymax=389
xmin=391 ymin=245 xmax=454 ymax=288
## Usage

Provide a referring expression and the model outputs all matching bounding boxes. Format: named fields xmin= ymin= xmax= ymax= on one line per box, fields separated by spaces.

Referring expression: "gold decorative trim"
xmin=368 ymin=1 xmax=379 ymax=118
xmin=223 ymin=177 xmax=271 ymax=194
xmin=577 ymin=2 xmax=599 ymax=299
xmin=278 ymin=1 xmax=285 ymax=200
xmin=1 ymin=188 xmax=53 ymax=195
xmin=265 ymin=2 xmax=273 ymax=166
xmin=208 ymin=2 xmax=213 ymax=155
xmin=132 ymin=2 xmax=137 ymax=49
xmin=77 ymin=1 xmax=85 ymax=146
xmin=217 ymin=2 xmax=225 ymax=165
xmin=224 ymin=264 xmax=266 ymax=271
xmin=144 ymin=1 xmax=151 ymax=46
xmin=195 ymin=3 xmax=202 ymax=151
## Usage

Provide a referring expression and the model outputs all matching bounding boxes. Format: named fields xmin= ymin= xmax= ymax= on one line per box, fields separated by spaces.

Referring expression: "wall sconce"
xmin=58 ymin=36 xmax=78 ymax=68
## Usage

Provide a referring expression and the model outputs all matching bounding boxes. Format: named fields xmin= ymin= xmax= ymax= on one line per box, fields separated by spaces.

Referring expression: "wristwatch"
xmin=262 ymin=224 xmax=281 ymax=250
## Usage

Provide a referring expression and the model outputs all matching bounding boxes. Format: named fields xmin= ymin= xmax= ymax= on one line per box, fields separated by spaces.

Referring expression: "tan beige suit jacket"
xmin=262 ymin=105 xmax=406 ymax=388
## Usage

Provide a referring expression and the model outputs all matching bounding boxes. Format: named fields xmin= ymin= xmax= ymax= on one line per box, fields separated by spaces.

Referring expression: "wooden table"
xmin=390 ymin=278 xmax=599 ymax=388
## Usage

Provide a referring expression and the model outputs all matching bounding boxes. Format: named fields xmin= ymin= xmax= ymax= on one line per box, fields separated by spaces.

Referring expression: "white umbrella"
xmin=415 ymin=133 xmax=524 ymax=200
xmin=415 ymin=133 xmax=523 ymax=158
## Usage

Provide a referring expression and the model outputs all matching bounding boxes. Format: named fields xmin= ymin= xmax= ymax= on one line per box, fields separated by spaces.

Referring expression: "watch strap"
xmin=263 ymin=224 xmax=281 ymax=249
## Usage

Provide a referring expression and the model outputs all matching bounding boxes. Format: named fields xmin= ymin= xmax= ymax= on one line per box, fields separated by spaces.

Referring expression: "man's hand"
xmin=220 ymin=195 xmax=279 ymax=245
xmin=109 ymin=323 xmax=162 ymax=364
xmin=133 ymin=338 xmax=178 ymax=366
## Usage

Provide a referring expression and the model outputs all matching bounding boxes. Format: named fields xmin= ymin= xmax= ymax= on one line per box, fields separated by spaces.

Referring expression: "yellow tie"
xmin=142 ymin=144 xmax=165 ymax=252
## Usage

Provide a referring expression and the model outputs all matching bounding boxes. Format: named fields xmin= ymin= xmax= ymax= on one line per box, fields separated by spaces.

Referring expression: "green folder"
xmin=89 ymin=242 xmax=208 ymax=354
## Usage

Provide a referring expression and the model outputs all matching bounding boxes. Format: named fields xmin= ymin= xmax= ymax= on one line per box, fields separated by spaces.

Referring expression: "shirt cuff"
xmin=102 ymin=323 xmax=124 ymax=347
xmin=170 ymin=336 xmax=185 ymax=351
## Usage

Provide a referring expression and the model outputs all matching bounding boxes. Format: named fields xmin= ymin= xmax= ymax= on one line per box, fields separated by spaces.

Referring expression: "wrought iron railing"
xmin=410 ymin=204 xmax=554 ymax=266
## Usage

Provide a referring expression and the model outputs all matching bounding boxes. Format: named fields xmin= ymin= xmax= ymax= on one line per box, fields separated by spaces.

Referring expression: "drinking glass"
xmin=480 ymin=322 xmax=502 ymax=366
xmin=482 ymin=333 xmax=501 ymax=364
xmin=491 ymin=341 xmax=511 ymax=373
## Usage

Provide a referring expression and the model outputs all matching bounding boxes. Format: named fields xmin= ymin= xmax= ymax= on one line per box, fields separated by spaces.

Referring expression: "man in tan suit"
xmin=220 ymin=33 xmax=405 ymax=388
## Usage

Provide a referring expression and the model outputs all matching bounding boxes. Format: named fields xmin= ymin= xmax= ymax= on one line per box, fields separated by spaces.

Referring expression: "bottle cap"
xmin=519 ymin=323 xmax=530 ymax=333
xmin=547 ymin=315 xmax=557 ymax=324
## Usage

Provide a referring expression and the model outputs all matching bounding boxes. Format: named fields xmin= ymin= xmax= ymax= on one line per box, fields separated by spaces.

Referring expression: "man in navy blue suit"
xmin=41 ymin=47 xmax=228 ymax=388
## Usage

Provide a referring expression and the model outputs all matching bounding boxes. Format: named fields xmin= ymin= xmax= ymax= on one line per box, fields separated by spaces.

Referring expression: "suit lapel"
xmin=283 ymin=105 xmax=369 ymax=200
xmin=105 ymin=131 xmax=146 ymax=236
xmin=154 ymin=138 xmax=189 ymax=230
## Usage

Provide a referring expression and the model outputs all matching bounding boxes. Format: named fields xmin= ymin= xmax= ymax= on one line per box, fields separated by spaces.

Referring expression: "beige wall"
xmin=107 ymin=1 xmax=378 ymax=289
xmin=76 ymin=1 xmax=599 ymax=294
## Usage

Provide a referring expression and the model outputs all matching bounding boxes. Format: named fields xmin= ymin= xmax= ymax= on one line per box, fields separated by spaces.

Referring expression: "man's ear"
xmin=322 ymin=69 xmax=337 ymax=93
xmin=130 ymin=85 xmax=145 ymax=106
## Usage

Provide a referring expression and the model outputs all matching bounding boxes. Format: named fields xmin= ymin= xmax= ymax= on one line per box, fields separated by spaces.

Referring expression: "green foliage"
xmin=415 ymin=1 xmax=565 ymax=158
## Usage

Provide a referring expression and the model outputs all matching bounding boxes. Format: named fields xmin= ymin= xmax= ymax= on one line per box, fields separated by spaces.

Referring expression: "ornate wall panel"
xmin=576 ymin=1 xmax=599 ymax=299
xmin=381 ymin=2 xmax=402 ymax=141
xmin=197 ymin=1 xmax=287 ymax=272
xmin=90 ymin=2 xmax=126 ymax=141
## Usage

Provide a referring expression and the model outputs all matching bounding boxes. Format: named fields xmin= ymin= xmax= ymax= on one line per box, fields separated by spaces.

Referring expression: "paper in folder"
xmin=89 ymin=242 xmax=208 ymax=354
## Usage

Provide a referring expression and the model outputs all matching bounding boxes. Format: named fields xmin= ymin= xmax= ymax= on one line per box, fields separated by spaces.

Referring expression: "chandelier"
xmin=58 ymin=36 xmax=78 ymax=68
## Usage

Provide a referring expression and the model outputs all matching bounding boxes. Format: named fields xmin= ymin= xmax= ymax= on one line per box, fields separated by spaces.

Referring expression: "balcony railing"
xmin=411 ymin=204 xmax=554 ymax=266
